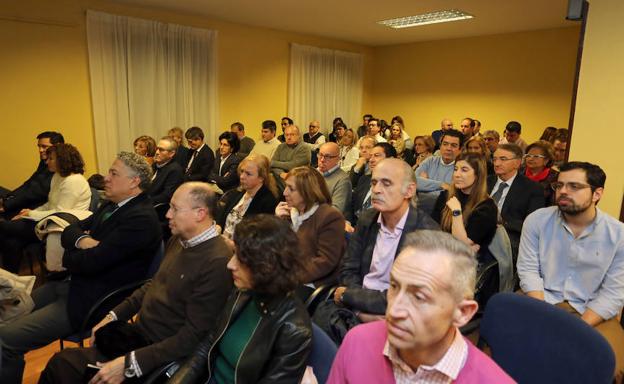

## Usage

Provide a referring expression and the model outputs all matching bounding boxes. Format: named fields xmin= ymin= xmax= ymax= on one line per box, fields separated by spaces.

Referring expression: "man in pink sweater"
xmin=327 ymin=230 xmax=515 ymax=383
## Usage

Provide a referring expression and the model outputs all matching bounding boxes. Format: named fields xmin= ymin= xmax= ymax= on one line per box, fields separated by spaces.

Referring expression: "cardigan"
xmin=27 ymin=173 xmax=91 ymax=221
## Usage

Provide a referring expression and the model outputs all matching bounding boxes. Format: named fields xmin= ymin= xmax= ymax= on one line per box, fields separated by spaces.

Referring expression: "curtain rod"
xmin=0 ymin=15 xmax=77 ymax=28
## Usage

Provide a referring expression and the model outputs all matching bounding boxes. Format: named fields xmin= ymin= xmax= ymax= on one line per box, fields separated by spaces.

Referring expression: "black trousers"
xmin=0 ymin=218 xmax=39 ymax=273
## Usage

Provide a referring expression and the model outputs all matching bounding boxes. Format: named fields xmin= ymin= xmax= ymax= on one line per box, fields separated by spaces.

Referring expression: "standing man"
xmin=304 ymin=120 xmax=327 ymax=167
xmin=184 ymin=126 xmax=215 ymax=182
xmin=147 ymin=136 xmax=184 ymax=205
xmin=460 ymin=117 xmax=475 ymax=140
xmin=318 ymin=142 xmax=351 ymax=217
xmin=328 ymin=231 xmax=514 ymax=383
xmin=250 ymin=120 xmax=281 ymax=160
xmin=0 ymin=131 xmax=64 ymax=218
xmin=230 ymin=122 xmax=255 ymax=157
xmin=517 ymin=161 xmax=624 ymax=379
xmin=487 ymin=144 xmax=544 ymax=259
xmin=270 ymin=125 xmax=311 ymax=192
xmin=0 ymin=152 xmax=162 ymax=383
xmin=366 ymin=119 xmax=387 ymax=143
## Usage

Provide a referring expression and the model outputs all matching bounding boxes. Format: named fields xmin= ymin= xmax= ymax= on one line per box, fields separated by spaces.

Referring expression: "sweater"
xmin=327 ymin=321 xmax=515 ymax=384
xmin=27 ymin=173 xmax=91 ymax=221
xmin=415 ymin=155 xmax=455 ymax=192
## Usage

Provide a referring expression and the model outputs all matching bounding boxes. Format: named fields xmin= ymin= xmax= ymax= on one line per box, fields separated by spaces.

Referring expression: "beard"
xmin=557 ymin=195 xmax=592 ymax=216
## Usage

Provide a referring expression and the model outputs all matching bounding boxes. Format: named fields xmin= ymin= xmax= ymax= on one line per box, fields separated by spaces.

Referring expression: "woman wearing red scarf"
xmin=522 ymin=140 xmax=558 ymax=205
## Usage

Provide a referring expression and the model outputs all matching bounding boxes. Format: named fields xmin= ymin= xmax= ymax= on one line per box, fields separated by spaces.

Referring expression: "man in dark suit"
xmin=148 ymin=136 xmax=184 ymax=205
xmin=487 ymin=143 xmax=544 ymax=260
xmin=335 ymin=158 xmax=439 ymax=319
xmin=0 ymin=131 xmax=64 ymax=219
xmin=167 ymin=127 xmax=191 ymax=168
xmin=0 ymin=152 xmax=162 ymax=383
xmin=184 ymin=126 xmax=215 ymax=182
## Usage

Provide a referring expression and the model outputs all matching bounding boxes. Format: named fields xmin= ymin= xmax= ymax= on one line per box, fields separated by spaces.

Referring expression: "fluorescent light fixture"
xmin=378 ymin=9 xmax=474 ymax=29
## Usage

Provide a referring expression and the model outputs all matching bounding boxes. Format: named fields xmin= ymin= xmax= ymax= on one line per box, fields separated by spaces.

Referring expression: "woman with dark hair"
xmin=216 ymin=154 xmax=279 ymax=239
xmin=432 ymin=152 xmax=498 ymax=257
xmin=522 ymin=140 xmax=559 ymax=205
xmin=134 ymin=135 xmax=157 ymax=165
xmin=209 ymin=131 xmax=242 ymax=194
xmin=275 ymin=166 xmax=345 ymax=287
xmin=539 ymin=126 xmax=558 ymax=143
xmin=329 ymin=118 xmax=346 ymax=143
xmin=169 ymin=214 xmax=312 ymax=384
xmin=0 ymin=144 xmax=91 ymax=272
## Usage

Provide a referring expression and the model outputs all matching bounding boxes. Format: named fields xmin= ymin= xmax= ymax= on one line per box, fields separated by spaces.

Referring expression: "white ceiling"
xmin=110 ymin=0 xmax=579 ymax=46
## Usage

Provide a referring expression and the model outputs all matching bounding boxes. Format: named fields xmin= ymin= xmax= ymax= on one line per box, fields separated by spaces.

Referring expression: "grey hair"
xmin=483 ymin=130 xmax=500 ymax=141
xmin=399 ymin=230 xmax=477 ymax=301
xmin=159 ymin=136 xmax=178 ymax=151
xmin=116 ymin=151 xmax=153 ymax=191
xmin=183 ymin=182 xmax=217 ymax=218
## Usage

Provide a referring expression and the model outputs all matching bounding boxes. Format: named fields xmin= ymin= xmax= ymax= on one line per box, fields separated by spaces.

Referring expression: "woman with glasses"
xmin=275 ymin=166 xmax=345 ymax=289
xmin=432 ymin=152 xmax=498 ymax=258
xmin=522 ymin=140 xmax=558 ymax=205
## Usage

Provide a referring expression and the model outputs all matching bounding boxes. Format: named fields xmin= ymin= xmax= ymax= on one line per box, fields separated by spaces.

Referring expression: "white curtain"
xmin=86 ymin=11 xmax=217 ymax=172
xmin=288 ymin=43 xmax=363 ymax=135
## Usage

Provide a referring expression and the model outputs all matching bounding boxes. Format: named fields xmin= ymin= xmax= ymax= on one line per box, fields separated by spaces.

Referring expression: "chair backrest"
xmin=480 ymin=293 xmax=615 ymax=384
xmin=89 ymin=187 xmax=101 ymax=212
xmin=487 ymin=224 xmax=514 ymax=292
xmin=308 ymin=323 xmax=338 ymax=384
xmin=146 ymin=241 xmax=166 ymax=278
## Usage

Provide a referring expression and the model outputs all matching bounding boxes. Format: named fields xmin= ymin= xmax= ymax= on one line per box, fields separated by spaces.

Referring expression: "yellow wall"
xmin=569 ymin=0 xmax=623 ymax=217
xmin=371 ymin=27 xmax=580 ymax=143
xmin=0 ymin=0 xmax=374 ymax=189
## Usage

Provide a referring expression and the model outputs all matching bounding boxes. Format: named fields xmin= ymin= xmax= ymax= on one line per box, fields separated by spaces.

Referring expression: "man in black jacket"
xmin=0 ymin=131 xmax=64 ymax=219
xmin=0 ymin=152 xmax=162 ymax=383
xmin=334 ymin=158 xmax=439 ymax=318
xmin=184 ymin=126 xmax=215 ymax=182
xmin=148 ymin=137 xmax=184 ymax=205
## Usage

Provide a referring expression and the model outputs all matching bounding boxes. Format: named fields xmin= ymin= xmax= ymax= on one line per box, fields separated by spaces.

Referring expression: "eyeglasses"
xmin=318 ymin=153 xmax=338 ymax=160
xmin=483 ymin=137 xmax=496 ymax=142
xmin=309 ymin=125 xmax=319 ymax=128
xmin=156 ymin=146 xmax=172 ymax=152
xmin=492 ymin=156 xmax=518 ymax=162
xmin=550 ymin=182 xmax=593 ymax=192
xmin=524 ymin=154 xmax=546 ymax=159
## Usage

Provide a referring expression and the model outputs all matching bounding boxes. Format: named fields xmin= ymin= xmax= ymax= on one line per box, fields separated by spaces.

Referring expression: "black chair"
xmin=304 ymin=285 xmax=337 ymax=316
xmin=478 ymin=293 xmax=615 ymax=384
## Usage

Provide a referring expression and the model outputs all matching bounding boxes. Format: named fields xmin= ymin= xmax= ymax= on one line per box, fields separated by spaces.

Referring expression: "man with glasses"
xmin=147 ymin=136 xmax=184 ymax=205
xmin=482 ymin=130 xmax=500 ymax=159
xmin=304 ymin=120 xmax=326 ymax=167
xmin=318 ymin=142 xmax=351 ymax=216
xmin=487 ymin=144 xmax=544 ymax=260
xmin=517 ymin=162 xmax=624 ymax=380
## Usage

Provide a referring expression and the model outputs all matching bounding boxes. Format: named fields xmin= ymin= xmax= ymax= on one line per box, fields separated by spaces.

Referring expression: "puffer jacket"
xmin=168 ymin=289 xmax=312 ymax=384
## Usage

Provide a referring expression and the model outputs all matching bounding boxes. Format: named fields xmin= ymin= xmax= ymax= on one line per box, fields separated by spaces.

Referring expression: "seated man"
xmin=328 ymin=230 xmax=514 ymax=383
xmin=250 ymin=120 xmax=281 ymax=160
xmin=304 ymin=120 xmax=326 ymax=167
xmin=416 ymin=128 xmax=463 ymax=193
xmin=488 ymin=143 xmax=544 ymax=259
xmin=351 ymin=142 xmax=396 ymax=227
xmin=147 ymin=136 xmax=184 ymax=205
xmin=270 ymin=125 xmax=311 ymax=192
xmin=40 ymin=182 xmax=234 ymax=383
xmin=318 ymin=142 xmax=352 ymax=217
xmin=335 ymin=158 xmax=439 ymax=318
xmin=517 ymin=161 xmax=624 ymax=379
xmin=499 ymin=121 xmax=527 ymax=152
xmin=184 ymin=126 xmax=215 ymax=182
xmin=230 ymin=121 xmax=255 ymax=157
xmin=0 ymin=152 xmax=162 ymax=383
xmin=0 ymin=131 xmax=64 ymax=218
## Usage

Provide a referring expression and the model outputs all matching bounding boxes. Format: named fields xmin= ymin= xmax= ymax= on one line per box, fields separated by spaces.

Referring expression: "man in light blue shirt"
xmin=415 ymin=129 xmax=463 ymax=193
xmin=517 ymin=161 xmax=624 ymax=378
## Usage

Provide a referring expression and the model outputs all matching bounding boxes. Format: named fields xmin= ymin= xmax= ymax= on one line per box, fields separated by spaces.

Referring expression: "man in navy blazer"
xmin=184 ymin=126 xmax=215 ymax=182
xmin=148 ymin=137 xmax=184 ymax=205
xmin=0 ymin=152 xmax=162 ymax=383
xmin=487 ymin=144 xmax=544 ymax=259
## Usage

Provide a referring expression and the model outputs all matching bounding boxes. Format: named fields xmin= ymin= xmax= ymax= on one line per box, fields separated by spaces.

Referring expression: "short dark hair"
xmin=47 ymin=143 xmax=85 ymax=177
xmin=363 ymin=114 xmax=373 ymax=119
xmin=185 ymin=126 xmax=204 ymax=140
xmin=368 ymin=118 xmax=379 ymax=126
xmin=559 ymin=161 xmax=606 ymax=189
xmin=233 ymin=214 xmax=304 ymax=294
xmin=231 ymin=122 xmax=245 ymax=132
xmin=505 ymin=121 xmax=522 ymax=134
xmin=281 ymin=117 xmax=294 ymax=125
xmin=37 ymin=131 xmax=65 ymax=145
xmin=374 ymin=142 xmax=397 ymax=158
xmin=218 ymin=131 xmax=240 ymax=154
xmin=441 ymin=129 xmax=465 ymax=147
xmin=471 ymin=119 xmax=481 ymax=129
xmin=497 ymin=143 xmax=524 ymax=159
xmin=262 ymin=120 xmax=277 ymax=132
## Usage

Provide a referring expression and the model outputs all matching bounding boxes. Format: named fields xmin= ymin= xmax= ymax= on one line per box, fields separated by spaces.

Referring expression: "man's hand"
xmin=333 ymin=286 xmax=347 ymax=305
xmin=11 ymin=209 xmax=30 ymax=220
xmin=525 ymin=290 xmax=545 ymax=301
xmin=78 ymin=237 xmax=100 ymax=249
xmin=88 ymin=356 xmax=125 ymax=384
xmin=354 ymin=156 xmax=367 ymax=171
xmin=440 ymin=183 xmax=451 ymax=191
xmin=344 ymin=222 xmax=355 ymax=233
xmin=89 ymin=315 xmax=114 ymax=346
xmin=581 ymin=308 xmax=604 ymax=327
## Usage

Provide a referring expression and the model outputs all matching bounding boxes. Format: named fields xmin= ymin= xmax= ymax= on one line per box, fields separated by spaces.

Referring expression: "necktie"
xmin=186 ymin=151 xmax=198 ymax=174
xmin=101 ymin=204 xmax=118 ymax=222
xmin=492 ymin=182 xmax=508 ymax=205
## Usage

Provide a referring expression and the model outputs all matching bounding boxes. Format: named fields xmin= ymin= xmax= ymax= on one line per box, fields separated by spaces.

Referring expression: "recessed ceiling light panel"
xmin=378 ymin=9 xmax=474 ymax=29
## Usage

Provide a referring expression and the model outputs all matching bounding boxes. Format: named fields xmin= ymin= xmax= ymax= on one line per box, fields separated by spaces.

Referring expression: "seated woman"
xmin=216 ymin=154 xmax=279 ymax=239
xmin=464 ymin=136 xmax=494 ymax=175
xmin=0 ymin=143 xmax=91 ymax=272
xmin=275 ymin=166 xmax=345 ymax=287
xmin=388 ymin=123 xmax=406 ymax=158
xmin=209 ymin=132 xmax=242 ymax=194
xmin=169 ymin=214 xmax=312 ymax=384
xmin=432 ymin=153 xmax=498 ymax=259
xmin=339 ymin=128 xmax=359 ymax=172
xmin=412 ymin=135 xmax=435 ymax=169
xmin=329 ymin=118 xmax=346 ymax=143
xmin=522 ymin=140 xmax=558 ymax=205
xmin=134 ymin=135 xmax=156 ymax=165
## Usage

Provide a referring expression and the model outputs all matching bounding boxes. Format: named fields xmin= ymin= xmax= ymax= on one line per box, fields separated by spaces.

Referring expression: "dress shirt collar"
xmin=495 ymin=171 xmax=518 ymax=188
xmin=319 ymin=164 xmax=340 ymax=177
xmin=557 ymin=206 xmax=603 ymax=239
xmin=116 ymin=195 xmax=136 ymax=208
xmin=179 ymin=223 xmax=219 ymax=248
xmin=378 ymin=206 xmax=409 ymax=236
xmin=264 ymin=137 xmax=277 ymax=144
xmin=291 ymin=204 xmax=319 ymax=232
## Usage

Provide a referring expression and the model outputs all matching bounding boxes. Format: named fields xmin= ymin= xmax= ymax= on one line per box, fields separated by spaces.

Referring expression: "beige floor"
xmin=23 ymin=340 xmax=85 ymax=384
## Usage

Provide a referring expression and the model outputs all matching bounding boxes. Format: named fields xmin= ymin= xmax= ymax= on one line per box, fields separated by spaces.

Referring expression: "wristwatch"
xmin=452 ymin=209 xmax=462 ymax=217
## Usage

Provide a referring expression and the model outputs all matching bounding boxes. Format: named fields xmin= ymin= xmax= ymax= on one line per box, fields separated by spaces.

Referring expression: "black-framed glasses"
xmin=318 ymin=153 xmax=338 ymax=160
xmin=550 ymin=182 xmax=593 ymax=192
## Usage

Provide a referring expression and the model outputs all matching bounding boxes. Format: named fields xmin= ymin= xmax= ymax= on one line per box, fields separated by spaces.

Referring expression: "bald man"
xmin=270 ymin=125 xmax=311 ymax=192
xmin=318 ymin=142 xmax=352 ymax=216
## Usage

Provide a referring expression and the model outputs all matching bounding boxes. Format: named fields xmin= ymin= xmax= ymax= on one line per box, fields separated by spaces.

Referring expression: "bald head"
xmin=441 ymin=119 xmax=453 ymax=131
xmin=285 ymin=125 xmax=300 ymax=145
xmin=309 ymin=120 xmax=321 ymax=136
xmin=318 ymin=142 xmax=340 ymax=172
xmin=166 ymin=182 xmax=219 ymax=240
